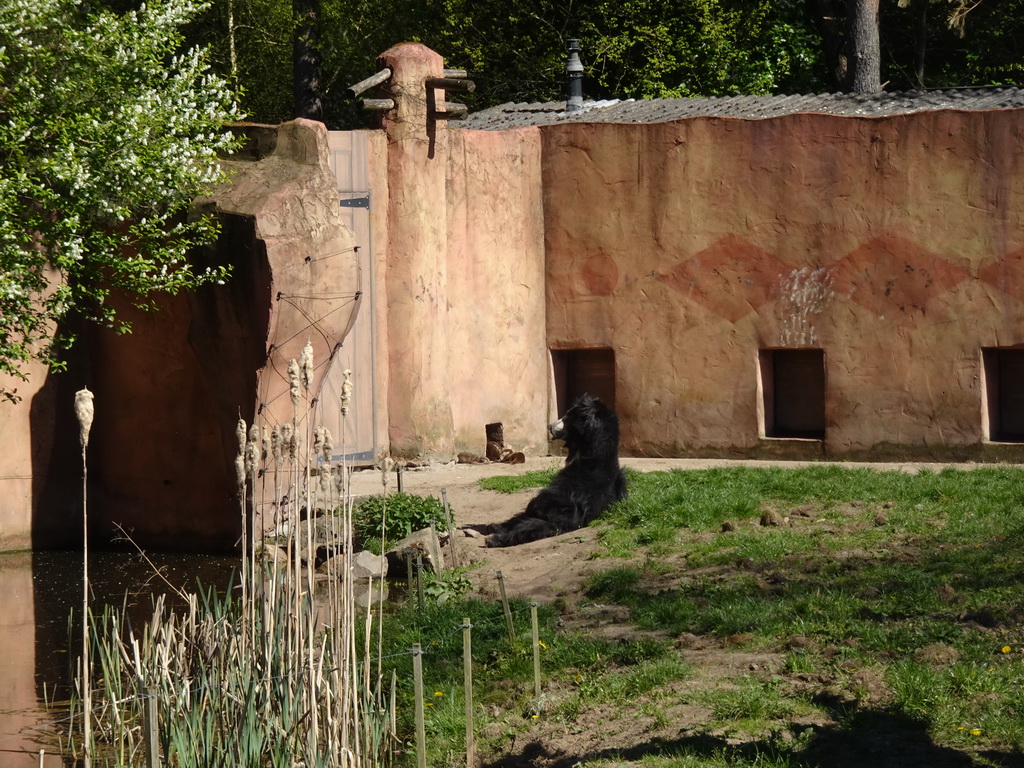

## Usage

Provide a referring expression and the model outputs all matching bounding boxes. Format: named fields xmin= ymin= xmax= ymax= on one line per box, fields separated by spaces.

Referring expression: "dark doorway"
xmin=551 ymin=348 xmax=616 ymax=416
xmin=760 ymin=349 xmax=826 ymax=439
xmin=983 ymin=348 xmax=1024 ymax=442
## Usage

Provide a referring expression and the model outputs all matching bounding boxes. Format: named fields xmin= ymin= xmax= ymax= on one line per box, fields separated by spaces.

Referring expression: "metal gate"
xmin=320 ymin=131 xmax=377 ymax=465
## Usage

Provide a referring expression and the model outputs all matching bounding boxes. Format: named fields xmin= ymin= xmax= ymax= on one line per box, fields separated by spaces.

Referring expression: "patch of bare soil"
xmin=347 ymin=457 xmax=1003 ymax=768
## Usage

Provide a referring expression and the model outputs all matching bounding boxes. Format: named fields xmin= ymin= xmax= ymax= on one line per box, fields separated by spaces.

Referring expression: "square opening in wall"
xmin=760 ymin=349 xmax=825 ymax=440
xmin=551 ymin=348 xmax=616 ymax=416
xmin=982 ymin=348 xmax=1024 ymax=442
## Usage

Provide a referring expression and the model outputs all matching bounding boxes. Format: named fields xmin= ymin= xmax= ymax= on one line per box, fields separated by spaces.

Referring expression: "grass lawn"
xmin=380 ymin=465 xmax=1024 ymax=768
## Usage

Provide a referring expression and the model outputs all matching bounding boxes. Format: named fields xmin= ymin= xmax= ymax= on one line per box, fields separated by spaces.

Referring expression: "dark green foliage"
xmin=354 ymin=492 xmax=452 ymax=550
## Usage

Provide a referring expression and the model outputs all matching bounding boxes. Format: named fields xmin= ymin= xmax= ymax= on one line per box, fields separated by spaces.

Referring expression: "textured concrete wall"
xmin=542 ymin=111 xmax=1024 ymax=459
xmin=374 ymin=44 xmax=550 ymax=460
xmin=446 ymin=128 xmax=549 ymax=454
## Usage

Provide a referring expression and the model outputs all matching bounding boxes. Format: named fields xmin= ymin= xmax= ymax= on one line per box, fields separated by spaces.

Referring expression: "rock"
xmin=352 ymin=550 xmax=387 ymax=580
xmin=355 ymin=580 xmax=389 ymax=608
xmin=385 ymin=527 xmax=446 ymax=575
xmin=721 ymin=520 xmax=736 ymax=532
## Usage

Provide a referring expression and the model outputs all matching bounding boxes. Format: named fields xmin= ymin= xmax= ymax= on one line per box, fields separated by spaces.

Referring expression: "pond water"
xmin=0 ymin=550 xmax=239 ymax=767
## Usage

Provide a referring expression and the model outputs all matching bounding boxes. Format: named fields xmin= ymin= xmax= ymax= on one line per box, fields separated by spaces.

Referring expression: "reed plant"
xmin=62 ymin=348 xmax=396 ymax=767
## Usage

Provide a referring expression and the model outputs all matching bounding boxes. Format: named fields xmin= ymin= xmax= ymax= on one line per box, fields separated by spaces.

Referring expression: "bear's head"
xmin=549 ymin=394 xmax=619 ymax=461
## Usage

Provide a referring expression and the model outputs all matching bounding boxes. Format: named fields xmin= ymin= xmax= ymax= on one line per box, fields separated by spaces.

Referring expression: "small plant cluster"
xmin=354 ymin=492 xmax=453 ymax=553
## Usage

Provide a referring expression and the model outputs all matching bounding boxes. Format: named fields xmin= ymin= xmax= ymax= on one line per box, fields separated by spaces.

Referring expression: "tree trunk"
xmin=843 ymin=0 xmax=881 ymax=93
xmin=293 ymin=0 xmax=323 ymax=121
xmin=912 ymin=0 xmax=928 ymax=89
xmin=808 ymin=0 xmax=847 ymax=91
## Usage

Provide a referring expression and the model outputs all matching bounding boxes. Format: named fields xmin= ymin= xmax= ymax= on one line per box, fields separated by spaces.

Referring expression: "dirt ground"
xmin=347 ymin=455 xmax=1002 ymax=768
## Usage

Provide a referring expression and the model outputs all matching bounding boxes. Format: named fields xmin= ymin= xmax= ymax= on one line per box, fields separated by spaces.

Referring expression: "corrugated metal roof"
xmin=457 ymin=88 xmax=1024 ymax=131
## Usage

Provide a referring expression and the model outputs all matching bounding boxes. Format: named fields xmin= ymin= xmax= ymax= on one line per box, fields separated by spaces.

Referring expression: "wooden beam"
xmin=432 ymin=102 xmax=468 ymax=120
xmin=425 ymin=77 xmax=476 ymax=93
xmin=443 ymin=68 xmax=468 ymax=79
xmin=361 ymin=98 xmax=395 ymax=111
xmin=348 ymin=68 xmax=392 ymax=97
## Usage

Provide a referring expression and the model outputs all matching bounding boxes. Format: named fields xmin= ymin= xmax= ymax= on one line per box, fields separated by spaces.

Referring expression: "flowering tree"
xmin=0 ymin=0 xmax=243 ymax=397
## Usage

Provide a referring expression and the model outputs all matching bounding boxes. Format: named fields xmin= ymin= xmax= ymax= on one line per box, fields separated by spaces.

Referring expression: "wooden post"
xmin=416 ymin=552 xmax=425 ymax=611
xmin=143 ymin=687 xmax=160 ymax=768
xmin=462 ymin=618 xmax=475 ymax=768
xmin=406 ymin=550 xmax=414 ymax=603
xmin=530 ymin=600 xmax=541 ymax=700
xmin=390 ymin=669 xmax=398 ymax=739
xmin=412 ymin=644 xmax=427 ymax=768
xmin=496 ymin=571 xmax=515 ymax=641
xmin=441 ymin=488 xmax=459 ymax=568
xmin=428 ymin=521 xmax=443 ymax=572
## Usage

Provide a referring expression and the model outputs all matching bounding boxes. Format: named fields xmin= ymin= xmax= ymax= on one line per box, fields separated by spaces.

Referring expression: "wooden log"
xmin=432 ymin=102 xmax=468 ymax=120
xmin=443 ymin=68 xmax=468 ymax=79
xmin=425 ymin=77 xmax=476 ymax=93
xmin=348 ymin=67 xmax=392 ymax=97
xmin=361 ymin=98 xmax=395 ymax=111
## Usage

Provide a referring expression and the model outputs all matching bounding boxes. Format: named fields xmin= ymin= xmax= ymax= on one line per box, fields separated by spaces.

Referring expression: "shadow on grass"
xmin=482 ymin=705 xmax=1023 ymax=768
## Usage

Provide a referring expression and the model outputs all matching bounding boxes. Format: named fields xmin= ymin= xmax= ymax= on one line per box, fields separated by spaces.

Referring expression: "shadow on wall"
xmin=29 ymin=212 xmax=272 ymax=553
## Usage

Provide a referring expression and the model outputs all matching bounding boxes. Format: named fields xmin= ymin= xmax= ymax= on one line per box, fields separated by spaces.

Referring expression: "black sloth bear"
xmin=486 ymin=394 xmax=627 ymax=547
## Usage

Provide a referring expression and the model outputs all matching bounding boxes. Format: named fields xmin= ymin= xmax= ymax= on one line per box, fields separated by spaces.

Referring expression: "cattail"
xmin=288 ymin=359 xmax=301 ymax=407
xmin=234 ymin=455 xmax=246 ymax=487
xmin=261 ymin=425 xmax=271 ymax=462
xmin=381 ymin=457 xmax=393 ymax=489
xmin=281 ymin=422 xmax=294 ymax=459
xmin=321 ymin=427 xmax=333 ymax=462
xmin=313 ymin=425 xmax=324 ymax=458
xmin=235 ymin=418 xmax=246 ymax=455
xmin=300 ymin=340 xmax=314 ymax=391
xmin=244 ymin=425 xmax=259 ymax=476
xmin=340 ymin=369 xmax=353 ymax=416
xmin=74 ymin=388 xmax=94 ymax=450
xmin=319 ymin=463 xmax=331 ymax=494
xmin=271 ymin=424 xmax=283 ymax=462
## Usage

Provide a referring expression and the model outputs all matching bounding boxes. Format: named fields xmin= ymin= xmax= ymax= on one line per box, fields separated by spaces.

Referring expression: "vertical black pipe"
xmin=566 ymin=39 xmax=583 ymax=113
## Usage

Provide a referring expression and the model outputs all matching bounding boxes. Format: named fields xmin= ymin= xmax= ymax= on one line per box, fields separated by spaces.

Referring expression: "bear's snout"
xmin=549 ymin=418 xmax=566 ymax=440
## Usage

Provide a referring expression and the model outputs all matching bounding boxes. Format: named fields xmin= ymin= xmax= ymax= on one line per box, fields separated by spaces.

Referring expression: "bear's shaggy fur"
xmin=486 ymin=394 xmax=627 ymax=547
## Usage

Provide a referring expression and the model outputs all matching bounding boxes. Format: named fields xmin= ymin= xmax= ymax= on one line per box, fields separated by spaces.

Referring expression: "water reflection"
xmin=0 ymin=550 xmax=238 ymax=766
